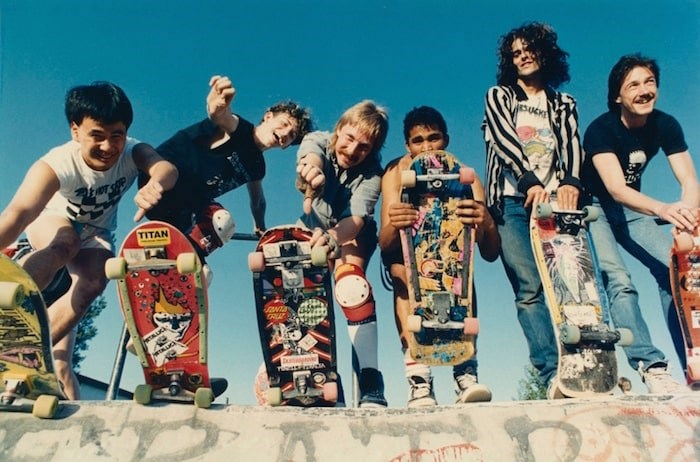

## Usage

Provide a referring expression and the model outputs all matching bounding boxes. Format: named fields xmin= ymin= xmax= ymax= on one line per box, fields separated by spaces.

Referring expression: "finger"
xmin=133 ymin=207 xmax=146 ymax=222
xmin=303 ymin=197 xmax=312 ymax=215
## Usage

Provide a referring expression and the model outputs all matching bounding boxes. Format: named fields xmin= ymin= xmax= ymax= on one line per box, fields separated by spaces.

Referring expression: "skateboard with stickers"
xmin=530 ymin=202 xmax=633 ymax=397
xmin=0 ymin=254 xmax=65 ymax=418
xmin=670 ymin=221 xmax=700 ymax=389
xmin=105 ymin=220 xmax=215 ymax=407
xmin=249 ymin=225 xmax=338 ymax=406
xmin=399 ymin=150 xmax=479 ymax=366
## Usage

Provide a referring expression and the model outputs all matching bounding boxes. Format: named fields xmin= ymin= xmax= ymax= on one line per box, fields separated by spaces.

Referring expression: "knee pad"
xmin=334 ymin=263 xmax=375 ymax=323
xmin=189 ymin=202 xmax=235 ymax=255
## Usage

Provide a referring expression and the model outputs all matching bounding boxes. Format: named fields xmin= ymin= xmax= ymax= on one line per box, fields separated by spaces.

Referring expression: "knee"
xmin=334 ymin=263 xmax=376 ymax=323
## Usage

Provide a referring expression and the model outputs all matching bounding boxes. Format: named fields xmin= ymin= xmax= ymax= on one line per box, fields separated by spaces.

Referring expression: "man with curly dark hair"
xmin=482 ymin=22 xmax=584 ymax=399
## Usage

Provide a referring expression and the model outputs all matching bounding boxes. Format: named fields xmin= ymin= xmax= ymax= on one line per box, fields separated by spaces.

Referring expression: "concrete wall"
xmin=1 ymin=394 xmax=698 ymax=461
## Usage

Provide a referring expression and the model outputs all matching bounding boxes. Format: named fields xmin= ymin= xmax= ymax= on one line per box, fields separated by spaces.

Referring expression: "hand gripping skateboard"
xmin=670 ymin=220 xmax=700 ymax=389
xmin=530 ymin=202 xmax=633 ymax=397
xmin=0 ymin=254 xmax=65 ymax=418
xmin=249 ymin=225 xmax=338 ymax=406
xmin=105 ymin=221 xmax=215 ymax=408
xmin=399 ymin=150 xmax=479 ymax=366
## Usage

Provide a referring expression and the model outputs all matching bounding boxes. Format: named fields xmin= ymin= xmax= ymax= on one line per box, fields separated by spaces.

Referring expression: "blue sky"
xmin=1 ymin=0 xmax=698 ymax=406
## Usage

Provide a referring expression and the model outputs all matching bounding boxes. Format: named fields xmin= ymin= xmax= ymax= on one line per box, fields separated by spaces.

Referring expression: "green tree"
xmin=516 ymin=365 xmax=547 ymax=400
xmin=72 ymin=295 xmax=107 ymax=371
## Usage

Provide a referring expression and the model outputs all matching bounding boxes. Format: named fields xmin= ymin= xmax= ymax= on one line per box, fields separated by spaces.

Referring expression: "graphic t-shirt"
xmin=504 ymin=91 xmax=557 ymax=196
xmin=582 ymin=110 xmax=687 ymax=202
xmin=41 ymin=138 xmax=140 ymax=231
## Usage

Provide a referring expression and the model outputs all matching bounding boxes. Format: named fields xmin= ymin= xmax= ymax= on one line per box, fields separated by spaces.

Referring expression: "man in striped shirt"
xmin=482 ymin=22 xmax=583 ymax=399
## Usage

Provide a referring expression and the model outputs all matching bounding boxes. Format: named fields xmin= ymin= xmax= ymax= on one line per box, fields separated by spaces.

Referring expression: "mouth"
xmin=635 ymin=94 xmax=655 ymax=105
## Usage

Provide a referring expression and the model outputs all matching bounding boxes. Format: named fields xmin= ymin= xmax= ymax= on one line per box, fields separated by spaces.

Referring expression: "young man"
xmin=582 ymin=54 xmax=699 ymax=392
xmin=379 ymin=106 xmax=500 ymax=407
xmin=145 ymin=75 xmax=313 ymax=274
xmin=295 ymin=100 xmax=388 ymax=408
xmin=0 ymin=82 xmax=178 ymax=399
xmin=482 ymin=22 xmax=583 ymax=398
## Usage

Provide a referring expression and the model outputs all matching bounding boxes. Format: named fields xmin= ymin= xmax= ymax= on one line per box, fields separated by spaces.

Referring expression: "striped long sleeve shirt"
xmin=482 ymin=84 xmax=583 ymax=217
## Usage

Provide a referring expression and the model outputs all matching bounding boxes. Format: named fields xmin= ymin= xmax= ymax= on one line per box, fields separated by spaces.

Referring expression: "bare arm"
xmin=246 ymin=180 xmax=267 ymax=235
xmin=456 ymin=175 xmax=500 ymax=262
xmin=378 ymin=155 xmax=417 ymax=254
xmin=0 ymin=161 xmax=59 ymax=249
xmin=593 ymin=151 xmax=697 ymax=229
xmin=132 ymin=143 xmax=179 ymax=221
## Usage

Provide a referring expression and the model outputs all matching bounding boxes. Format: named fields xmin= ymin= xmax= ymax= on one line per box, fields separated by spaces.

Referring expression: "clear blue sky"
xmin=1 ymin=0 xmax=698 ymax=406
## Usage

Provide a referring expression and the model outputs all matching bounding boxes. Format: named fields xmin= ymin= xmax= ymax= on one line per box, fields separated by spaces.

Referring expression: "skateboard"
xmin=248 ymin=225 xmax=338 ymax=406
xmin=530 ymin=202 xmax=633 ymax=397
xmin=105 ymin=221 xmax=215 ymax=407
xmin=399 ymin=150 xmax=479 ymax=366
xmin=0 ymin=254 xmax=65 ymax=418
xmin=670 ymin=222 xmax=700 ymax=389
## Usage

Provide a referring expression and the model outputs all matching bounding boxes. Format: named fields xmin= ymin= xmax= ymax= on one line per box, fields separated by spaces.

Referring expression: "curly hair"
xmin=264 ymin=101 xmax=314 ymax=145
xmin=607 ymin=53 xmax=660 ymax=113
xmin=496 ymin=22 xmax=570 ymax=89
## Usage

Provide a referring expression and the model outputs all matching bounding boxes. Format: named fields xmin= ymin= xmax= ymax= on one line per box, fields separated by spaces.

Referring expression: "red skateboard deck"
xmin=0 ymin=254 xmax=64 ymax=418
xmin=399 ymin=150 xmax=479 ymax=366
xmin=531 ymin=203 xmax=632 ymax=397
xmin=106 ymin=221 xmax=214 ymax=407
xmin=249 ymin=225 xmax=338 ymax=406
xmin=670 ymin=223 xmax=700 ymax=389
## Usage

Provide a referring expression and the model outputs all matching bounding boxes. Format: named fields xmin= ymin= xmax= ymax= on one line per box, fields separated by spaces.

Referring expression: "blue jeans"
xmin=497 ymin=197 xmax=558 ymax=385
xmin=587 ymin=200 xmax=680 ymax=372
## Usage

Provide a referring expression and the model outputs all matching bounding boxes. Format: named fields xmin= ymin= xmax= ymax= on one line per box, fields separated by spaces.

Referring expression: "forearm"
xmin=250 ymin=197 xmax=266 ymax=230
xmin=148 ymin=160 xmax=178 ymax=191
xmin=0 ymin=208 xmax=34 ymax=249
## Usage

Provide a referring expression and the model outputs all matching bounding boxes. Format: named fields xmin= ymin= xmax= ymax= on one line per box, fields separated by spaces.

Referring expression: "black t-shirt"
xmin=582 ymin=110 xmax=687 ymax=202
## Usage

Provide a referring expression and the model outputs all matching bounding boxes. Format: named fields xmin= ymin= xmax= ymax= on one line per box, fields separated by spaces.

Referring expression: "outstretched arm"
xmin=0 ymin=161 xmax=59 ymax=249
xmin=132 ymin=143 xmax=178 ymax=221
xmin=247 ymin=180 xmax=267 ymax=236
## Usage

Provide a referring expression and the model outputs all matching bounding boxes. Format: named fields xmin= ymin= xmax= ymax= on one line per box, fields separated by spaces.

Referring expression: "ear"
xmin=70 ymin=121 xmax=80 ymax=142
xmin=262 ymin=111 xmax=274 ymax=122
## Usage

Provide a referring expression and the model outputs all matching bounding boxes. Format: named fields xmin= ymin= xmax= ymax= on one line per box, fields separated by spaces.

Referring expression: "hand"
xmin=455 ymin=199 xmax=487 ymax=226
xmin=133 ymin=180 xmax=164 ymax=222
xmin=657 ymin=201 xmax=698 ymax=232
xmin=296 ymin=162 xmax=325 ymax=214
xmin=310 ymin=227 xmax=340 ymax=259
xmin=524 ymin=185 xmax=549 ymax=209
xmin=555 ymin=184 xmax=579 ymax=210
xmin=253 ymin=226 xmax=266 ymax=238
xmin=207 ymin=75 xmax=235 ymax=122
xmin=388 ymin=202 xmax=418 ymax=229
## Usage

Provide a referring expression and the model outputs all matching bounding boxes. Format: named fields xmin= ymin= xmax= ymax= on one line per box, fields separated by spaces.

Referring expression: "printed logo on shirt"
xmin=624 ymin=150 xmax=647 ymax=185
xmin=66 ymin=176 xmax=129 ymax=221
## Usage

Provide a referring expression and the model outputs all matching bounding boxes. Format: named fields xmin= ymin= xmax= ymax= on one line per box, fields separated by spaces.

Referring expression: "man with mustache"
xmin=582 ymin=53 xmax=699 ymax=393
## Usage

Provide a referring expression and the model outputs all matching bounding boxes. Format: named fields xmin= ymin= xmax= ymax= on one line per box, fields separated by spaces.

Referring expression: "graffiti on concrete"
xmin=0 ymin=395 xmax=698 ymax=461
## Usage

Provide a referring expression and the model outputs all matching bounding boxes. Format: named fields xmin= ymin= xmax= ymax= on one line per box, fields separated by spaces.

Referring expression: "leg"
xmin=53 ymin=330 xmax=79 ymax=400
xmin=22 ymin=215 xmax=81 ymax=290
xmin=497 ymin=198 xmax=558 ymax=386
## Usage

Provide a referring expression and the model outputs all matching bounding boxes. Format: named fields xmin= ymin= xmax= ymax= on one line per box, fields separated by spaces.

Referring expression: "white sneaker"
xmin=454 ymin=373 xmax=492 ymax=403
xmin=641 ymin=365 xmax=689 ymax=394
xmin=407 ymin=376 xmax=437 ymax=408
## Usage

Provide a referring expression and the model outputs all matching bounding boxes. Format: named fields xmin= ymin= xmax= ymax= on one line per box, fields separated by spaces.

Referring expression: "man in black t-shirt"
xmin=145 ymin=75 xmax=313 ymax=262
xmin=582 ymin=54 xmax=699 ymax=393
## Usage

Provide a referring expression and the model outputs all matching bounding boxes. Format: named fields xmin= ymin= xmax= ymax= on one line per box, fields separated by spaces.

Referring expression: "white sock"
xmin=347 ymin=321 xmax=378 ymax=370
xmin=403 ymin=349 xmax=431 ymax=380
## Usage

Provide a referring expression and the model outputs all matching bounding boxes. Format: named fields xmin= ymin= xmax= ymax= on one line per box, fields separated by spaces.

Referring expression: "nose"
xmin=99 ymin=139 xmax=115 ymax=152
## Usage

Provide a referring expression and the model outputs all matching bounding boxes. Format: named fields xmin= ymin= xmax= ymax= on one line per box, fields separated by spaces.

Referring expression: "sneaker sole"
xmin=456 ymin=386 xmax=492 ymax=403
xmin=407 ymin=397 xmax=438 ymax=408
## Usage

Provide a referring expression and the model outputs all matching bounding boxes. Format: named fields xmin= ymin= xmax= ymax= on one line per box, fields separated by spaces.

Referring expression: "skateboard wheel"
xmin=400 ymin=170 xmax=417 ymax=188
xmin=134 ymin=384 xmax=153 ymax=405
xmin=322 ymin=382 xmax=338 ymax=402
xmin=267 ymin=387 xmax=282 ymax=406
xmin=194 ymin=387 xmax=214 ymax=408
xmin=248 ymin=251 xmax=266 ymax=272
xmin=560 ymin=325 xmax=581 ymax=345
xmin=674 ymin=232 xmax=695 ymax=253
xmin=616 ymin=328 xmax=634 ymax=346
xmin=688 ymin=363 xmax=700 ymax=384
xmin=463 ymin=317 xmax=480 ymax=336
xmin=176 ymin=253 xmax=197 ymax=274
xmin=32 ymin=395 xmax=58 ymax=419
xmin=406 ymin=315 xmax=423 ymax=333
xmin=582 ymin=206 xmax=599 ymax=222
xmin=310 ymin=246 xmax=328 ymax=267
xmin=104 ymin=257 xmax=127 ymax=279
xmin=458 ymin=167 xmax=475 ymax=185
xmin=0 ymin=281 xmax=24 ymax=308
xmin=535 ymin=203 xmax=553 ymax=219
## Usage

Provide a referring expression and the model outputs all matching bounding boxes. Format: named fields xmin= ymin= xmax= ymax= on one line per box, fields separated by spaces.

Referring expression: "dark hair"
xmin=64 ymin=81 xmax=133 ymax=128
xmin=402 ymin=106 xmax=448 ymax=142
xmin=265 ymin=101 xmax=314 ymax=145
xmin=607 ymin=53 xmax=660 ymax=113
xmin=496 ymin=22 xmax=570 ymax=89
